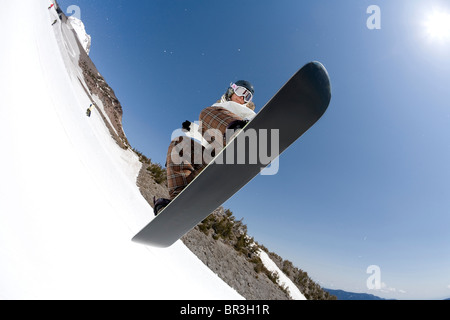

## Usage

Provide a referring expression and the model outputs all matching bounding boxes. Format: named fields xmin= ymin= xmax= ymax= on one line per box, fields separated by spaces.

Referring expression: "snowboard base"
xmin=133 ymin=61 xmax=331 ymax=248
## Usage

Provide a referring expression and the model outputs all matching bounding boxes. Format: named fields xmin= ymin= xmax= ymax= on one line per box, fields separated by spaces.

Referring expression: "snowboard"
xmin=133 ymin=61 xmax=331 ymax=248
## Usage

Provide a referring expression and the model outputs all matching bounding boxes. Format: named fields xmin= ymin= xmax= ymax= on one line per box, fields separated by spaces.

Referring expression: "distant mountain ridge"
xmin=325 ymin=289 xmax=450 ymax=300
xmin=324 ymin=289 xmax=390 ymax=300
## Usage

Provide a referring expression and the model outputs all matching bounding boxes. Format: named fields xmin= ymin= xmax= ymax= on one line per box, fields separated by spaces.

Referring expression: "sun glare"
xmin=424 ymin=10 xmax=450 ymax=41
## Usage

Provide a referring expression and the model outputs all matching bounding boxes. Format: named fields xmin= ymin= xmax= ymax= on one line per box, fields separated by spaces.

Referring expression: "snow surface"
xmin=67 ymin=16 xmax=91 ymax=55
xmin=258 ymin=250 xmax=307 ymax=300
xmin=0 ymin=0 xmax=244 ymax=300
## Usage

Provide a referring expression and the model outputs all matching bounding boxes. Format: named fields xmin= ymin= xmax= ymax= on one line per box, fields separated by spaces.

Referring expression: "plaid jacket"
xmin=166 ymin=106 xmax=245 ymax=199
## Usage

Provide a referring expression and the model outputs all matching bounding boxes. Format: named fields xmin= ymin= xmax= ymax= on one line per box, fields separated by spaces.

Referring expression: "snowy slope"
xmin=259 ymin=250 xmax=306 ymax=300
xmin=68 ymin=16 xmax=91 ymax=55
xmin=0 ymin=0 xmax=242 ymax=300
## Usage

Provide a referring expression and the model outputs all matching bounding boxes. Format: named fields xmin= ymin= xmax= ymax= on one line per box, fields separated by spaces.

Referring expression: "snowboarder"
xmin=134 ymin=62 xmax=331 ymax=247
xmin=51 ymin=19 xmax=58 ymax=26
xmin=86 ymin=104 xmax=93 ymax=117
xmin=153 ymin=81 xmax=256 ymax=215
xmin=48 ymin=3 xmax=54 ymax=10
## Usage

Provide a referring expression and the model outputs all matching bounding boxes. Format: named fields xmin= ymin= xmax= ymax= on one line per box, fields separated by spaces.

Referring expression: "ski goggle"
xmin=230 ymin=83 xmax=253 ymax=103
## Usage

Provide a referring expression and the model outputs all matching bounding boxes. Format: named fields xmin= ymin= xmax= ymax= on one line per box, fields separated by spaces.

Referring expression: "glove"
xmin=227 ymin=119 xmax=249 ymax=131
xmin=182 ymin=120 xmax=192 ymax=131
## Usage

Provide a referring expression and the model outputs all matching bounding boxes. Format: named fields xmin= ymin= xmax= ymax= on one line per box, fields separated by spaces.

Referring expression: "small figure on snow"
xmin=48 ymin=3 xmax=54 ymax=10
xmin=86 ymin=104 xmax=94 ymax=117
xmin=51 ymin=19 xmax=58 ymax=26
xmin=153 ymin=81 xmax=256 ymax=215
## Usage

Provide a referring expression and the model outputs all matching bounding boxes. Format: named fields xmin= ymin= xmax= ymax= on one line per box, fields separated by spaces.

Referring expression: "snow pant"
xmin=166 ymin=106 xmax=243 ymax=200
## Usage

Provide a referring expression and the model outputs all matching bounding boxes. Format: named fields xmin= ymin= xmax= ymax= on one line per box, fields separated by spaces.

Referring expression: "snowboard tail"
xmin=133 ymin=61 xmax=331 ymax=248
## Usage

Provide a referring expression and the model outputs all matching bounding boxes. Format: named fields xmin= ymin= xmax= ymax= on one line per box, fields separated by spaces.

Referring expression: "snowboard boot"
xmin=153 ymin=197 xmax=171 ymax=216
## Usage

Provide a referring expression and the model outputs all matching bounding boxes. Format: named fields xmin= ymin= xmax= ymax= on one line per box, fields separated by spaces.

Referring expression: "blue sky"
xmin=58 ymin=0 xmax=450 ymax=299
